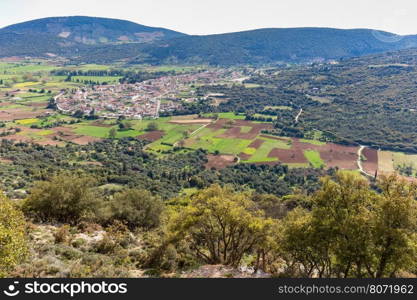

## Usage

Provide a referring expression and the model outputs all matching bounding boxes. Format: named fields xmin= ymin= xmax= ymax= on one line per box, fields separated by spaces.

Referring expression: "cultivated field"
xmin=0 ymin=60 xmax=416 ymax=178
xmin=165 ymin=117 xmax=364 ymax=170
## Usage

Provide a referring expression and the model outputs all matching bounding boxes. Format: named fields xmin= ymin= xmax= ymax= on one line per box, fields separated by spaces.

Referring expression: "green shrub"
xmin=146 ymin=122 xmax=158 ymax=131
xmin=94 ymin=235 xmax=117 ymax=254
xmin=0 ymin=194 xmax=28 ymax=277
xmin=107 ymin=189 xmax=164 ymax=230
xmin=23 ymin=173 xmax=100 ymax=224
xmin=55 ymin=245 xmax=83 ymax=260
xmin=71 ymin=238 xmax=86 ymax=248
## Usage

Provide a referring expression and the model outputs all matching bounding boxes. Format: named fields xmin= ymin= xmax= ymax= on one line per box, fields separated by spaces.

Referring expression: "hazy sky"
xmin=1 ymin=0 xmax=417 ymax=35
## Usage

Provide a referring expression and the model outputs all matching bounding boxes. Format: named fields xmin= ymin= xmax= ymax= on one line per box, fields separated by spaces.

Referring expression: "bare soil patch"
xmin=0 ymin=108 xmax=52 ymax=121
xmin=259 ymin=134 xmax=289 ymax=142
xmin=137 ymin=130 xmax=165 ymax=142
xmin=266 ymin=138 xmax=358 ymax=169
xmin=211 ymin=98 xmax=229 ymax=106
xmin=47 ymin=126 xmax=99 ymax=145
xmin=26 ymin=102 xmax=47 ymax=108
xmin=71 ymin=136 xmax=102 ymax=145
xmin=238 ymin=153 xmax=252 ymax=160
xmin=0 ymin=157 xmax=13 ymax=164
xmin=362 ymin=148 xmax=378 ymax=175
xmin=319 ymin=144 xmax=359 ymax=169
xmin=90 ymin=121 xmax=113 ymax=128
xmin=206 ymin=118 xmax=229 ymax=130
xmin=51 ymin=126 xmax=76 ymax=136
xmin=216 ymin=120 xmax=272 ymax=140
xmin=0 ymin=134 xmax=33 ymax=143
xmin=205 ymin=154 xmax=236 ymax=169
xmin=269 ymin=148 xmax=308 ymax=164
xmin=248 ymin=139 xmax=265 ymax=149
xmin=37 ymin=140 xmax=64 ymax=146
xmin=171 ymin=115 xmax=199 ymax=120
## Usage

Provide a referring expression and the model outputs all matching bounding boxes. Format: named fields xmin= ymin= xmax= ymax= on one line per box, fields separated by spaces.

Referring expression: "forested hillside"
xmin=130 ymin=28 xmax=417 ymax=65
xmin=193 ymin=48 xmax=417 ymax=152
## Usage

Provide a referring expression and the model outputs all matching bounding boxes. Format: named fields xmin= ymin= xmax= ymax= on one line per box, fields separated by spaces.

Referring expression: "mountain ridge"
xmin=2 ymin=16 xmax=417 ymax=65
xmin=0 ymin=16 xmax=186 ymax=45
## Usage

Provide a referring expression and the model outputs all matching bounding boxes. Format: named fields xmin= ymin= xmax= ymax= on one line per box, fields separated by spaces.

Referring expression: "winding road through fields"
xmin=190 ymin=121 xmax=212 ymax=136
xmin=357 ymin=145 xmax=374 ymax=177
xmin=173 ymin=119 xmax=214 ymax=147
xmin=295 ymin=108 xmax=303 ymax=122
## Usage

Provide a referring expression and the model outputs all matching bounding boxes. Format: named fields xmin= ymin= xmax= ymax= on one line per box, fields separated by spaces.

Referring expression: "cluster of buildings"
xmin=55 ymin=70 xmax=228 ymax=119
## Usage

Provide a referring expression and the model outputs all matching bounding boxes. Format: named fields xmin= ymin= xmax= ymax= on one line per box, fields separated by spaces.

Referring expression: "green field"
xmin=73 ymin=125 xmax=113 ymax=138
xmin=242 ymin=147 xmax=257 ymax=155
xmin=299 ymin=138 xmax=326 ymax=146
xmin=73 ymin=124 xmax=143 ymax=139
xmin=187 ymin=127 xmax=252 ymax=154
xmin=0 ymin=63 xmax=58 ymax=74
xmin=304 ymin=150 xmax=325 ymax=168
xmin=131 ymin=118 xmax=200 ymax=147
xmin=15 ymin=118 xmax=40 ymax=125
xmin=72 ymin=118 xmax=201 ymax=149
xmin=0 ymin=103 xmax=28 ymax=109
xmin=37 ymin=129 xmax=55 ymax=136
xmin=71 ymin=64 xmax=113 ymax=71
xmin=243 ymin=136 xmax=290 ymax=163
xmin=0 ymin=61 xmax=119 ymax=102
xmin=392 ymin=152 xmax=417 ymax=176
xmin=202 ymin=112 xmax=246 ymax=120
xmin=253 ymin=113 xmax=278 ymax=120
xmin=240 ymin=126 xmax=252 ymax=133
xmin=243 ymin=83 xmax=262 ymax=88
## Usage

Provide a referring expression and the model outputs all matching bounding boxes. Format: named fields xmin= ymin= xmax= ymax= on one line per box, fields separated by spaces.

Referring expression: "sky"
xmin=1 ymin=0 xmax=417 ymax=35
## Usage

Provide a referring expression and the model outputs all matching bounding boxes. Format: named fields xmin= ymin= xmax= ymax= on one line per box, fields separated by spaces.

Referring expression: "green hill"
xmin=1 ymin=16 xmax=185 ymax=45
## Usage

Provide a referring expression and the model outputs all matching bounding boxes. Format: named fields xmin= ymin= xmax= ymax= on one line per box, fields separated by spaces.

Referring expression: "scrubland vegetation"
xmin=1 ymin=171 xmax=416 ymax=278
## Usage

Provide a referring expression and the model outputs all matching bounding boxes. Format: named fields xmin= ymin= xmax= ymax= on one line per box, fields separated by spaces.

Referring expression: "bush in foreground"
xmin=23 ymin=173 xmax=99 ymax=224
xmin=0 ymin=193 xmax=28 ymax=277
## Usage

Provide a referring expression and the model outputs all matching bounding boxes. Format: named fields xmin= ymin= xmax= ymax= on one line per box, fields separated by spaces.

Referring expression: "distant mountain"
xmin=2 ymin=17 xmax=417 ymax=65
xmin=132 ymin=28 xmax=417 ymax=65
xmin=69 ymin=27 xmax=417 ymax=65
xmin=0 ymin=16 xmax=185 ymax=45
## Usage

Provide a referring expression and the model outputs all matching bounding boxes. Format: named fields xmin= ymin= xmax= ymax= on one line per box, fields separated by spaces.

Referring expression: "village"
xmin=55 ymin=70 xmax=237 ymax=119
